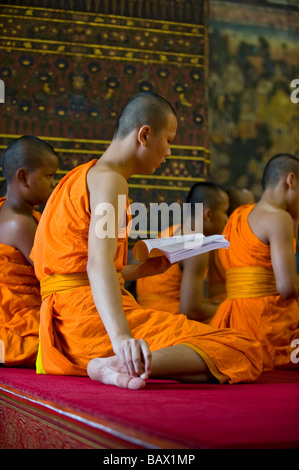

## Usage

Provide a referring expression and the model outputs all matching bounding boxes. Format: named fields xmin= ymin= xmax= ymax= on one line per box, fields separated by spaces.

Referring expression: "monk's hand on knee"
xmin=114 ymin=337 xmax=152 ymax=379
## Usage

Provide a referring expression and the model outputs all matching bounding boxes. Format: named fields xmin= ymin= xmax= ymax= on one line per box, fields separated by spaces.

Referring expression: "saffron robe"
xmin=136 ymin=225 xmax=182 ymax=314
xmin=31 ymin=161 xmax=263 ymax=383
xmin=136 ymin=262 xmax=182 ymax=313
xmin=0 ymin=198 xmax=41 ymax=367
xmin=210 ymin=204 xmax=299 ymax=369
xmin=136 ymin=227 xmax=222 ymax=314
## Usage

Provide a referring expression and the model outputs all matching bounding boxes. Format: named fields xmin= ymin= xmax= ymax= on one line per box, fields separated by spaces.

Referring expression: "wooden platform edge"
xmin=0 ymin=383 xmax=189 ymax=449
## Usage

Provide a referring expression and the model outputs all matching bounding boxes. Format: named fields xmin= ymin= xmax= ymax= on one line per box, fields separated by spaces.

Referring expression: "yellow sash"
xmin=40 ymin=271 xmax=128 ymax=301
xmin=40 ymin=272 xmax=90 ymax=300
xmin=226 ymin=267 xmax=278 ymax=299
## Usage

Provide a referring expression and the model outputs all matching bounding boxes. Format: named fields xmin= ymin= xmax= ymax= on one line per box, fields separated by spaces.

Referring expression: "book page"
xmin=133 ymin=233 xmax=228 ymax=262
xmin=163 ymin=236 xmax=229 ymax=253
xmin=141 ymin=233 xmax=204 ymax=252
xmin=162 ymin=235 xmax=229 ymax=263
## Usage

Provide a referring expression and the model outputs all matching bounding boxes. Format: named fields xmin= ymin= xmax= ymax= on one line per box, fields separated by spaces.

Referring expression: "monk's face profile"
xmin=25 ymin=152 xmax=58 ymax=205
xmin=138 ymin=112 xmax=177 ymax=175
xmin=208 ymin=191 xmax=229 ymax=235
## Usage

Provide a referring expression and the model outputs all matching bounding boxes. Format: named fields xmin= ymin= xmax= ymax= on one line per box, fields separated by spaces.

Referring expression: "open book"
xmin=133 ymin=233 xmax=229 ymax=264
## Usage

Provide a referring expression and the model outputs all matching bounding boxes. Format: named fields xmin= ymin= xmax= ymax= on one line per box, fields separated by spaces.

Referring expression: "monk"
xmin=31 ymin=92 xmax=263 ymax=389
xmin=136 ymin=182 xmax=229 ymax=323
xmin=208 ymin=186 xmax=255 ymax=301
xmin=0 ymin=136 xmax=58 ymax=367
xmin=210 ymin=153 xmax=299 ymax=369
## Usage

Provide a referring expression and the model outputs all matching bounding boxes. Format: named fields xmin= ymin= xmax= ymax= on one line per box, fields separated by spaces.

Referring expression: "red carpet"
xmin=1 ymin=367 xmax=299 ymax=449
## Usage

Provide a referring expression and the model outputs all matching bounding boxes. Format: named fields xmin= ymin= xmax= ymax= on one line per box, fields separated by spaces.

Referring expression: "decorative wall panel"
xmin=0 ymin=2 xmax=209 ymax=220
xmin=209 ymin=1 xmax=299 ymax=199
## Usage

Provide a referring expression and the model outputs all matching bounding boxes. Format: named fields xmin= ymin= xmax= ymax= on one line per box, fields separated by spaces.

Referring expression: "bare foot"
xmin=87 ymin=356 xmax=148 ymax=390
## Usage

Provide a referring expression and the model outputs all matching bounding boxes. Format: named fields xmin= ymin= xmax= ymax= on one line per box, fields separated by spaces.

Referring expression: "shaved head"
xmin=113 ymin=92 xmax=176 ymax=140
xmin=227 ymin=187 xmax=255 ymax=215
xmin=186 ymin=181 xmax=226 ymax=217
xmin=1 ymin=135 xmax=57 ymax=183
xmin=262 ymin=153 xmax=299 ymax=192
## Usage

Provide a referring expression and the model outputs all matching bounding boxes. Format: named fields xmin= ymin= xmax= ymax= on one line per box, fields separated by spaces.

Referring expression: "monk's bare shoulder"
xmin=248 ymin=202 xmax=293 ymax=245
xmin=0 ymin=210 xmax=37 ymax=260
xmin=86 ymin=162 xmax=128 ymax=198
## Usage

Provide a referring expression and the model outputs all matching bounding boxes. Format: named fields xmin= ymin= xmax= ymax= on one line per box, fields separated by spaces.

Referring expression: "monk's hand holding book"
xmin=136 ymin=255 xmax=172 ymax=279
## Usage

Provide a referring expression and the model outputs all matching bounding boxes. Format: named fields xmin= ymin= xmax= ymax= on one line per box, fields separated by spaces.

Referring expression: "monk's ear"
xmin=286 ymin=172 xmax=296 ymax=190
xmin=16 ymin=168 xmax=29 ymax=187
xmin=203 ymin=207 xmax=212 ymax=222
xmin=138 ymin=125 xmax=151 ymax=147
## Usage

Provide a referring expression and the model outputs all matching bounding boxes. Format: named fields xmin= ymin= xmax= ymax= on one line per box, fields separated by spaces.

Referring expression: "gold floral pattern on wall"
xmin=0 ymin=2 xmax=210 ymax=211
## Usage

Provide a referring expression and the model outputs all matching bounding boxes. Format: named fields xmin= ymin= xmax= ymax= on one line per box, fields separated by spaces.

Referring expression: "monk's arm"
xmin=208 ymin=250 xmax=226 ymax=300
xmin=86 ymin=169 xmax=151 ymax=377
xmin=179 ymin=253 xmax=220 ymax=322
xmin=268 ymin=211 xmax=299 ymax=298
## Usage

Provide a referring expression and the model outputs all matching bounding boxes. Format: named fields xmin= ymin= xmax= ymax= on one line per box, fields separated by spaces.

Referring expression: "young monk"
xmin=210 ymin=153 xmax=299 ymax=369
xmin=0 ymin=136 xmax=58 ymax=367
xmin=136 ymin=182 xmax=229 ymax=323
xmin=31 ymin=92 xmax=263 ymax=389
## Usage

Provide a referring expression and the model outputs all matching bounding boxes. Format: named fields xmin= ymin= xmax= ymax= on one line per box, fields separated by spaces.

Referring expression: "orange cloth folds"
xmin=0 ymin=198 xmax=41 ymax=367
xmin=31 ymin=161 xmax=263 ymax=383
xmin=210 ymin=204 xmax=299 ymax=369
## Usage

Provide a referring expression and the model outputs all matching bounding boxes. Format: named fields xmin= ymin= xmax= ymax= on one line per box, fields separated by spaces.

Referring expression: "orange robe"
xmin=0 ymin=198 xmax=41 ymax=367
xmin=210 ymin=204 xmax=299 ymax=370
xmin=137 ymin=228 xmax=224 ymax=312
xmin=31 ymin=161 xmax=264 ymax=383
xmin=136 ymin=225 xmax=182 ymax=314
xmin=137 ymin=262 xmax=182 ymax=313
